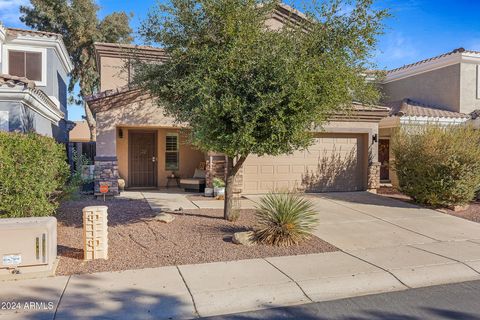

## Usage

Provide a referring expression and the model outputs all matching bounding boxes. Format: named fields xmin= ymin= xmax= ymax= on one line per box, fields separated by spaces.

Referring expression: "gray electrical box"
xmin=0 ymin=217 xmax=57 ymax=280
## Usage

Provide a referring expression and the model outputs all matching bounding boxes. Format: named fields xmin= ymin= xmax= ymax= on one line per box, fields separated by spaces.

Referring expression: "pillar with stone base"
xmin=367 ymin=161 xmax=381 ymax=193
xmin=94 ymin=156 xmax=119 ymax=197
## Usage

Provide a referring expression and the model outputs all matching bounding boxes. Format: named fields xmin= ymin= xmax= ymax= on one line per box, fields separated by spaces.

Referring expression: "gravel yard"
xmin=442 ymin=204 xmax=480 ymax=223
xmin=56 ymin=197 xmax=337 ymax=276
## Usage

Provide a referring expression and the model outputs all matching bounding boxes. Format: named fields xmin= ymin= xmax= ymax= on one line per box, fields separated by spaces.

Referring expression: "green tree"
xmin=20 ymin=0 xmax=133 ymax=140
xmin=134 ymin=0 xmax=388 ymax=221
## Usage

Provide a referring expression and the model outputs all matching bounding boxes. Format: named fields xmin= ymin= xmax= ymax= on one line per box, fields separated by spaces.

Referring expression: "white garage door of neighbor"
xmin=242 ymin=133 xmax=367 ymax=194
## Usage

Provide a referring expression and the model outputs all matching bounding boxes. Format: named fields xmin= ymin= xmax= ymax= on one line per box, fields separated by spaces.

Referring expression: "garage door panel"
xmin=261 ymin=165 xmax=274 ymax=174
xmin=260 ymin=181 xmax=274 ymax=191
xmin=244 ymin=181 xmax=258 ymax=192
xmin=244 ymin=165 xmax=258 ymax=174
xmin=276 ymin=165 xmax=290 ymax=174
xmin=292 ymin=165 xmax=305 ymax=173
xmin=243 ymin=133 xmax=366 ymax=194
xmin=275 ymin=181 xmax=290 ymax=190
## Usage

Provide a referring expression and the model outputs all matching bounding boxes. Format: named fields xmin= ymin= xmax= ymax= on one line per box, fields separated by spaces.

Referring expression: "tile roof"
xmin=0 ymin=74 xmax=36 ymax=89
xmin=85 ymin=85 xmax=133 ymax=102
xmin=329 ymin=102 xmax=390 ymax=122
xmin=387 ymin=99 xmax=469 ymax=119
xmin=387 ymin=48 xmax=480 ymax=74
xmin=5 ymin=27 xmax=62 ymax=40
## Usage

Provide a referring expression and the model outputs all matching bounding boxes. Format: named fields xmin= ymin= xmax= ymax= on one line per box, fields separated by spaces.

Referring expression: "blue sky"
xmin=1 ymin=0 xmax=479 ymax=120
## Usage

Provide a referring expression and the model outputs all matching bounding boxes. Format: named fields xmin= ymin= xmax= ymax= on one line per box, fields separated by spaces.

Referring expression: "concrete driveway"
xmin=306 ymin=192 xmax=480 ymax=250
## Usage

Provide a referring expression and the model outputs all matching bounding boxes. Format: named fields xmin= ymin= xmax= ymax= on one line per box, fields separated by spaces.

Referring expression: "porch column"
xmin=367 ymin=128 xmax=380 ymax=193
xmin=205 ymin=152 xmax=228 ymax=188
xmin=94 ymin=123 xmax=119 ymax=197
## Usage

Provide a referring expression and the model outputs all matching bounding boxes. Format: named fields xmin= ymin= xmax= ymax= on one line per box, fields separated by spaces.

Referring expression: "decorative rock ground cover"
xmin=55 ymin=197 xmax=337 ymax=275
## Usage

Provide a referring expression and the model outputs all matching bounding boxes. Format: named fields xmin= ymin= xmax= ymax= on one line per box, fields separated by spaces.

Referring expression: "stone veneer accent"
xmin=367 ymin=161 xmax=381 ymax=192
xmin=94 ymin=156 xmax=119 ymax=196
xmin=205 ymin=154 xmax=227 ymax=188
xmin=205 ymin=154 xmax=244 ymax=193
xmin=232 ymin=166 xmax=243 ymax=194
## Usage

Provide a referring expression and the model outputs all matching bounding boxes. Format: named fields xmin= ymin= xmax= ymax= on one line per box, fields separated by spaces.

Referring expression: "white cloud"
xmin=375 ymin=32 xmax=419 ymax=69
xmin=0 ymin=0 xmax=28 ymax=26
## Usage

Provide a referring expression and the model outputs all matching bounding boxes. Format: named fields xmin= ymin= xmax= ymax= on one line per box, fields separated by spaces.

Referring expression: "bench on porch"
xmin=179 ymin=168 xmax=206 ymax=192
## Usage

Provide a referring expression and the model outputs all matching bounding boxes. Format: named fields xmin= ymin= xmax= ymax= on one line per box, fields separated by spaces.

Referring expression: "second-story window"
xmin=8 ymin=50 xmax=42 ymax=81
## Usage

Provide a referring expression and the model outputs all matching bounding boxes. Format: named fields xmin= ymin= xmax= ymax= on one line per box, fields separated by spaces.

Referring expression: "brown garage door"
xmin=242 ymin=133 xmax=367 ymax=194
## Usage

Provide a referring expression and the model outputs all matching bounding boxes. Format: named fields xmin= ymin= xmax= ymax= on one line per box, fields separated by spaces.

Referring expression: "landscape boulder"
xmin=154 ymin=213 xmax=175 ymax=223
xmin=232 ymin=231 xmax=256 ymax=246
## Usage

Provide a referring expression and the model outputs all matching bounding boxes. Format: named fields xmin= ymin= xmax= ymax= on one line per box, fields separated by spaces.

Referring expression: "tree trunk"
xmin=84 ymin=101 xmax=97 ymax=142
xmin=224 ymin=155 xmax=247 ymax=221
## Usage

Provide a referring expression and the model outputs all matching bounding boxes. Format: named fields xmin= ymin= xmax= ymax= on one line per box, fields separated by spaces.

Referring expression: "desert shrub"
xmin=0 ymin=132 xmax=70 ymax=217
xmin=254 ymin=192 xmax=318 ymax=246
xmin=391 ymin=124 xmax=480 ymax=207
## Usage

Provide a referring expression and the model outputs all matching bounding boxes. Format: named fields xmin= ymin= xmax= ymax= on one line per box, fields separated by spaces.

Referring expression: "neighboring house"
xmin=378 ymin=48 xmax=480 ymax=184
xmin=86 ymin=4 xmax=389 ymax=196
xmin=0 ymin=24 xmax=73 ymax=142
xmin=70 ymin=120 xmax=92 ymax=143
xmin=69 ymin=120 xmax=96 ymax=164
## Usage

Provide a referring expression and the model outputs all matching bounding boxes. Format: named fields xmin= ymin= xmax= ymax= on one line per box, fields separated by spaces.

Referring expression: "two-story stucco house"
xmin=86 ymin=4 xmax=389 ymax=197
xmin=0 ymin=24 xmax=73 ymax=142
xmin=378 ymin=48 xmax=480 ymax=184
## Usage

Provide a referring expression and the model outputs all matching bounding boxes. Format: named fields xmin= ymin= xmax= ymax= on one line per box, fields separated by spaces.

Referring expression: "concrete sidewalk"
xmin=2 ymin=242 xmax=480 ymax=320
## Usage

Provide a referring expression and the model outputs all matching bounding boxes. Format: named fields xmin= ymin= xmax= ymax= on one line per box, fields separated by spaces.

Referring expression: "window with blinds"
xmin=8 ymin=50 xmax=42 ymax=81
xmin=165 ymin=133 xmax=179 ymax=170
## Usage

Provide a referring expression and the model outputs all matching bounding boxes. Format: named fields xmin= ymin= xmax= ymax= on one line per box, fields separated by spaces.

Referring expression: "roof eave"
xmin=0 ymin=85 xmax=64 ymax=123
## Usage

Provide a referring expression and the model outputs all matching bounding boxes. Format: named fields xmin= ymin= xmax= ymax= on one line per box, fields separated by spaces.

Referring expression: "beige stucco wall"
xmin=382 ymin=64 xmax=461 ymax=112
xmin=95 ymin=97 xmax=203 ymax=188
xmin=322 ymin=121 xmax=379 ymax=163
xmin=96 ymin=98 xmax=178 ymax=157
xmin=460 ymin=62 xmax=480 ymax=114
xmin=99 ymin=56 xmax=129 ymax=92
xmin=116 ymin=127 xmax=204 ymax=187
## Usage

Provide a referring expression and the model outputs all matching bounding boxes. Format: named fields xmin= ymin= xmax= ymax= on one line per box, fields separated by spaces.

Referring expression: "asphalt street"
xmin=203 ymin=280 xmax=480 ymax=320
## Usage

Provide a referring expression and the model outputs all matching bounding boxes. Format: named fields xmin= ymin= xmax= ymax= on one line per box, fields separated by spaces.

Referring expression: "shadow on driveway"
xmin=311 ymin=191 xmax=421 ymax=209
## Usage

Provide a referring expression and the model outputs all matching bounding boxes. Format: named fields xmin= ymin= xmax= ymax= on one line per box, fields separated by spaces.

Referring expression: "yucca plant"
xmin=254 ymin=192 xmax=319 ymax=246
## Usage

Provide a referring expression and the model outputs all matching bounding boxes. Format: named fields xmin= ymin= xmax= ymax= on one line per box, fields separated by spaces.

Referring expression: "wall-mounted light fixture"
xmin=118 ymin=128 xmax=124 ymax=139
xmin=372 ymin=133 xmax=378 ymax=143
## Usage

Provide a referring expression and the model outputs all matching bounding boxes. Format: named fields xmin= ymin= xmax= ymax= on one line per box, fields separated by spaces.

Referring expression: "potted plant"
xmin=213 ymin=178 xmax=226 ymax=198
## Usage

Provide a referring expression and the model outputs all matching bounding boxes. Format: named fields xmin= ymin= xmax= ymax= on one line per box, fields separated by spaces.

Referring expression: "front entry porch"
xmin=117 ymin=127 xmax=206 ymax=189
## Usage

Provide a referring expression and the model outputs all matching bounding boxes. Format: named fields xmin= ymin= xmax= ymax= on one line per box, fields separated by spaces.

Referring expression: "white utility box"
xmin=0 ymin=217 xmax=57 ymax=279
xmin=83 ymin=206 xmax=108 ymax=260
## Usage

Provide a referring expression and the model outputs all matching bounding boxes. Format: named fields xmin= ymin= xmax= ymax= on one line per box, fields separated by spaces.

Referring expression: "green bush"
xmin=254 ymin=192 xmax=318 ymax=246
xmin=0 ymin=132 xmax=70 ymax=217
xmin=212 ymin=177 xmax=225 ymax=188
xmin=392 ymin=124 xmax=480 ymax=207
